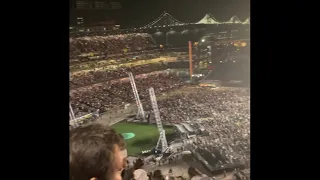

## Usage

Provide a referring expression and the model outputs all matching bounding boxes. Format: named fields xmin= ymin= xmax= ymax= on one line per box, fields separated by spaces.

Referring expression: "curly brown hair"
xmin=70 ymin=124 xmax=125 ymax=180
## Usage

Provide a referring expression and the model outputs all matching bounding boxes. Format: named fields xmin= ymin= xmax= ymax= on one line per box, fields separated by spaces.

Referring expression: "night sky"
xmin=119 ymin=0 xmax=250 ymax=28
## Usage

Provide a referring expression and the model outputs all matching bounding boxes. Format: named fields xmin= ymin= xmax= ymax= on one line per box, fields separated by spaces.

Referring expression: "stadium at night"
xmin=70 ymin=1 xmax=250 ymax=180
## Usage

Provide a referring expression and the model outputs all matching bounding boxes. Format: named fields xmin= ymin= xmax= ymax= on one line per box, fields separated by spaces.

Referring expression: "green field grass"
xmin=112 ymin=122 xmax=175 ymax=155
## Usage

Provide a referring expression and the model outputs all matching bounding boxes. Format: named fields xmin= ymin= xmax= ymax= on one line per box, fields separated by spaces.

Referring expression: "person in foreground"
xmin=188 ymin=167 xmax=213 ymax=180
xmin=133 ymin=158 xmax=149 ymax=180
xmin=70 ymin=123 xmax=127 ymax=180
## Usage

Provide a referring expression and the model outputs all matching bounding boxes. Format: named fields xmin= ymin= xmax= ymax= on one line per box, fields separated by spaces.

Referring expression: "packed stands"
xmin=70 ymin=73 xmax=184 ymax=116
xmin=145 ymin=88 xmax=250 ymax=175
xmin=70 ymin=33 xmax=157 ymax=62
xmin=70 ymin=64 xmax=167 ymax=89
xmin=69 ymin=31 xmax=250 ymax=180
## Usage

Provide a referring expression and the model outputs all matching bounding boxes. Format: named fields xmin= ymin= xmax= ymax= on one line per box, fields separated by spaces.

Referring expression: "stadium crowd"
xmin=124 ymin=158 xmax=238 ymax=180
xmin=70 ymin=33 xmax=157 ymax=61
xmin=70 ymin=64 xmax=167 ymax=89
xmin=69 ymin=31 xmax=250 ymax=180
xmin=70 ymin=69 xmax=250 ymax=178
xmin=70 ymin=73 xmax=184 ymax=116
xmin=145 ymin=88 xmax=250 ymax=180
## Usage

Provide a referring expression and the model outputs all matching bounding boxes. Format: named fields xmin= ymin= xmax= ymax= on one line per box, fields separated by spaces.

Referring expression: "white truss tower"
xmin=69 ymin=111 xmax=99 ymax=127
xmin=128 ymin=72 xmax=145 ymax=120
xmin=70 ymin=73 xmax=78 ymax=126
xmin=149 ymin=87 xmax=168 ymax=153
xmin=69 ymin=103 xmax=78 ymax=127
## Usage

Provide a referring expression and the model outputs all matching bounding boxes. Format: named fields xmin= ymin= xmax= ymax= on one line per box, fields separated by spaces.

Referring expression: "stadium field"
xmin=112 ymin=122 xmax=175 ymax=155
